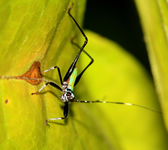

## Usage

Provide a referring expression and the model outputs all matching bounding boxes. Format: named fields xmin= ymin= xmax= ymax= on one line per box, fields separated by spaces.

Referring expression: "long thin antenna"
xmin=71 ymin=100 xmax=162 ymax=114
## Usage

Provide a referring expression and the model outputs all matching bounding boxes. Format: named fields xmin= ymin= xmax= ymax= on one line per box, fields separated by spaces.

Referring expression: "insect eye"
xmin=67 ymin=92 xmax=71 ymax=96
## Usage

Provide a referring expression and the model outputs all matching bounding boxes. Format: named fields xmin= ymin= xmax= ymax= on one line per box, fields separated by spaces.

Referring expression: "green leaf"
xmin=134 ymin=0 xmax=168 ymax=131
xmin=1 ymin=0 xmax=168 ymax=149
xmin=75 ymin=30 xmax=168 ymax=150
xmin=0 ymin=0 xmax=88 ymax=149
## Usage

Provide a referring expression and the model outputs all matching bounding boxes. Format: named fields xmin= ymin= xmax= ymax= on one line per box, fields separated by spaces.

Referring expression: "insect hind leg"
xmin=71 ymin=39 xmax=94 ymax=86
xmin=63 ymin=4 xmax=88 ymax=82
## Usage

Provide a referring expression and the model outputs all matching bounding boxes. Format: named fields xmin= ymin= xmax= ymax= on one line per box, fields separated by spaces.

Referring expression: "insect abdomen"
xmin=68 ymin=67 xmax=77 ymax=91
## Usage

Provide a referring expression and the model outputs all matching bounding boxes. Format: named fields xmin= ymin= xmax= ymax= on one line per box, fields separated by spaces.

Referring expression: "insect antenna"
xmin=70 ymin=99 xmax=162 ymax=114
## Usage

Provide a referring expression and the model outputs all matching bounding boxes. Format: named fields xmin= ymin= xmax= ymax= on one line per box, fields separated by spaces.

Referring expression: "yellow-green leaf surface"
xmin=135 ymin=0 xmax=168 ymax=131
xmin=0 ymin=0 xmax=90 ymax=149
xmin=75 ymin=31 xmax=168 ymax=150
xmin=0 ymin=0 xmax=168 ymax=150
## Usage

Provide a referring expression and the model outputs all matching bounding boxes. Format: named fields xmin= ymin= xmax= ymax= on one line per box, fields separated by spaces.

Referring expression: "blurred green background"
xmin=84 ymin=0 xmax=150 ymax=74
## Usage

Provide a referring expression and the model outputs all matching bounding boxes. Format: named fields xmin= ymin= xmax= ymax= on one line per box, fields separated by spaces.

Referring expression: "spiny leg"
xmin=31 ymin=81 xmax=62 ymax=95
xmin=42 ymin=66 xmax=63 ymax=85
xmin=64 ymin=4 xmax=88 ymax=81
xmin=46 ymin=102 xmax=69 ymax=126
xmin=71 ymin=39 xmax=94 ymax=86
xmin=70 ymin=100 xmax=162 ymax=114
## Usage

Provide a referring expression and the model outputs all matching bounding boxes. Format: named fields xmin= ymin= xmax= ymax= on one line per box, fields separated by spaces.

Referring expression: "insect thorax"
xmin=61 ymin=82 xmax=75 ymax=102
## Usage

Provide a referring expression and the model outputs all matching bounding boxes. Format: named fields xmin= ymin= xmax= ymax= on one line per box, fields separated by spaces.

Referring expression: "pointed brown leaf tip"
xmin=18 ymin=61 xmax=43 ymax=85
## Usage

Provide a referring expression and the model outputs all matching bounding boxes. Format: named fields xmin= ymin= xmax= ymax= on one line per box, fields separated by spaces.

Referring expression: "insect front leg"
xmin=42 ymin=66 xmax=63 ymax=85
xmin=45 ymin=102 xmax=69 ymax=126
xmin=31 ymin=81 xmax=62 ymax=95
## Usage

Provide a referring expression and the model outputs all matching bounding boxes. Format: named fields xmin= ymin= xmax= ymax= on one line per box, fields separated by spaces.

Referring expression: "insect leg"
xmin=45 ymin=102 xmax=69 ymax=126
xmin=71 ymin=39 xmax=94 ymax=86
xmin=31 ymin=81 xmax=62 ymax=95
xmin=63 ymin=5 xmax=88 ymax=81
xmin=42 ymin=66 xmax=63 ymax=85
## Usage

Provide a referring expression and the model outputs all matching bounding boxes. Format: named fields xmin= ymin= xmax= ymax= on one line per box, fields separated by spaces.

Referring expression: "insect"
xmin=32 ymin=4 xmax=161 ymax=126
